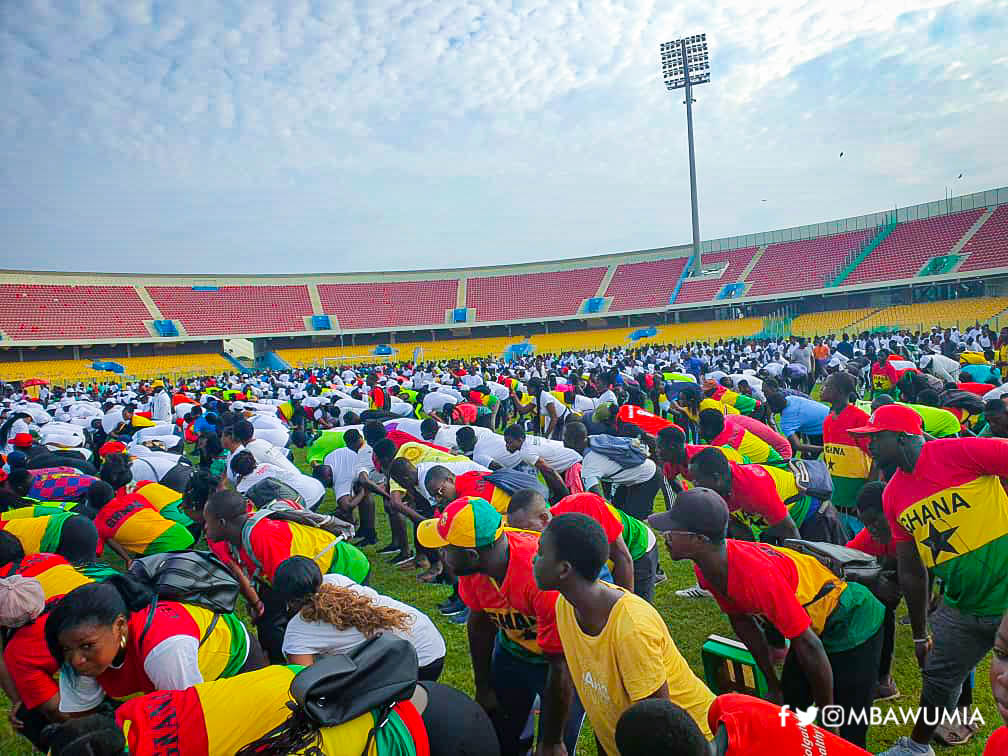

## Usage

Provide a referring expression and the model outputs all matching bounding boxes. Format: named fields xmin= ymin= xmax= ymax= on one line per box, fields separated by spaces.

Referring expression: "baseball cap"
xmin=99 ymin=440 xmax=127 ymax=457
xmin=417 ymin=496 xmax=505 ymax=549
xmin=648 ymin=487 xmax=729 ymax=541
xmin=849 ymin=404 xmax=923 ymax=436
xmin=11 ymin=433 xmax=33 ymax=449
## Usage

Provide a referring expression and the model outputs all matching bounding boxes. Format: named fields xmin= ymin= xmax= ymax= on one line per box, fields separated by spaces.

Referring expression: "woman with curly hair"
xmin=274 ymin=556 xmax=446 ymax=680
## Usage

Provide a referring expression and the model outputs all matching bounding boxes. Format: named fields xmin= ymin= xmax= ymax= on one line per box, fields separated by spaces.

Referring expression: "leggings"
xmin=420 ymin=681 xmax=501 ymax=756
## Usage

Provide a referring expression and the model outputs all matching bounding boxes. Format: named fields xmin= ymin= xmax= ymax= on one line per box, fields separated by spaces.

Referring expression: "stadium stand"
xmin=0 ymin=285 xmax=151 ymax=340
xmin=148 ymin=285 xmax=314 ymax=336
xmin=674 ymin=248 xmax=756 ymax=304
xmin=746 ymin=230 xmax=874 ymax=297
xmin=605 ymin=258 xmax=690 ymax=311
xmin=843 ymin=209 xmax=985 ymax=286
xmin=466 ymin=268 xmax=608 ymax=321
xmin=959 ymin=204 xmax=1008 ymax=272
xmin=854 ymin=297 xmax=1008 ymax=333
xmin=317 ymin=280 xmax=459 ymax=329
xmin=790 ymin=308 xmax=880 ymax=337
xmin=0 ymin=353 xmax=233 ymax=384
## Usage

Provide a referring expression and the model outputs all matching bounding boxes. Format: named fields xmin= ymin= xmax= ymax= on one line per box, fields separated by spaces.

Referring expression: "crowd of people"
xmin=0 ymin=319 xmax=1006 ymax=755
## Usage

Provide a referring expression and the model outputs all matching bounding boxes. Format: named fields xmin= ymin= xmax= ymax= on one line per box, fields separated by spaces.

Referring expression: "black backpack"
xmin=781 ymin=539 xmax=882 ymax=586
xmin=290 ymin=635 xmax=418 ymax=756
xmin=129 ymin=550 xmax=240 ymax=615
xmin=243 ymin=477 xmax=305 ymax=509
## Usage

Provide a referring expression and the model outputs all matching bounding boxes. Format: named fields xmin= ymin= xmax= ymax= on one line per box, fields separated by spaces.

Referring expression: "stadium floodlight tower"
xmin=660 ymin=34 xmax=710 ymax=277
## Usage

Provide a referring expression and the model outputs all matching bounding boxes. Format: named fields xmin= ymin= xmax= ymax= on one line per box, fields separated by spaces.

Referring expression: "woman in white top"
xmin=273 ymin=557 xmax=446 ymax=680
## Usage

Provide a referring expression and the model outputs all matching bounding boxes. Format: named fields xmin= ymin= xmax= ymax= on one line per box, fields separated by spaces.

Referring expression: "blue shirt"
xmin=685 ymin=357 xmax=704 ymax=378
xmin=778 ymin=396 xmax=829 ymax=438
xmin=193 ymin=416 xmax=216 ymax=435
xmin=960 ymin=364 xmax=1000 ymax=384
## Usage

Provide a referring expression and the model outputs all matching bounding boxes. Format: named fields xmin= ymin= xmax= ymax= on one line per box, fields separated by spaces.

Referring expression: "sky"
xmin=1 ymin=0 xmax=1006 ymax=274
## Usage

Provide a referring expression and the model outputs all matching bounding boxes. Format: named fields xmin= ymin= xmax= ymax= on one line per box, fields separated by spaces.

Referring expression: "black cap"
xmin=648 ymin=487 xmax=729 ymax=541
xmin=273 ymin=556 xmax=323 ymax=602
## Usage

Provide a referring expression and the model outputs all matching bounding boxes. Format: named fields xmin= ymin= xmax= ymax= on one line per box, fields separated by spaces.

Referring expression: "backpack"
xmin=289 ymin=634 xmax=418 ymax=756
xmin=781 ymin=539 xmax=883 ymax=587
xmin=239 ymin=500 xmax=355 ymax=578
xmin=159 ymin=458 xmax=195 ymax=494
xmin=129 ymin=550 xmax=240 ymax=614
xmin=587 ymin=434 xmax=649 ymax=468
xmin=939 ymin=389 xmax=985 ymax=416
xmin=786 ymin=459 xmax=834 ymax=501
xmin=243 ymin=477 xmax=305 ymax=509
xmin=484 ymin=468 xmax=548 ymax=499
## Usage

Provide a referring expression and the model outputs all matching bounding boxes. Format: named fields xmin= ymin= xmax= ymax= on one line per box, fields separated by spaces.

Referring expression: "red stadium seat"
xmin=318 ymin=280 xmax=458 ymax=329
xmin=674 ymin=248 xmax=756 ymax=304
xmin=0 ymin=285 xmax=151 ymax=340
xmin=958 ymin=205 xmax=1008 ymax=272
xmin=147 ymin=285 xmax=314 ymax=336
xmin=466 ymin=268 xmax=607 ymax=321
xmin=605 ymin=259 xmax=690 ymax=311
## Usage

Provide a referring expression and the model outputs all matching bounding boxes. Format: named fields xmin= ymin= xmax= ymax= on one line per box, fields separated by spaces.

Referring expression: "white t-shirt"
xmin=236 ymin=463 xmax=326 ymax=508
xmin=323 ymin=447 xmax=372 ymax=500
xmin=282 ymin=575 xmax=446 ymax=667
xmin=385 ymin=418 xmax=424 ymax=437
xmin=473 ymin=434 xmax=581 ymax=473
xmin=580 ymin=450 xmax=656 ymax=490
xmin=246 ymin=438 xmax=298 ymax=474
xmin=422 ymin=392 xmax=458 ymax=415
xmin=129 ymin=450 xmax=183 ymax=483
xmin=432 ymin=424 xmax=494 ymax=450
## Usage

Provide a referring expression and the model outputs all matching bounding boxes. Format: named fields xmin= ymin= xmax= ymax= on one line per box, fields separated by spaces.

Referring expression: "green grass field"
xmin=0 ymin=447 xmax=997 ymax=754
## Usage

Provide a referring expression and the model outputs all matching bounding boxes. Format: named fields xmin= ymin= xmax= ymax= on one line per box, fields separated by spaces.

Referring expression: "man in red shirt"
xmin=850 ymin=405 xmax=1008 ymax=756
xmin=650 ymin=487 xmax=885 ymax=747
xmin=614 ymin=694 xmax=871 ymax=755
xmin=987 ymin=608 xmax=1008 ymax=755
xmin=417 ymin=496 xmax=583 ymax=756
xmin=821 ymin=371 xmax=875 ymax=535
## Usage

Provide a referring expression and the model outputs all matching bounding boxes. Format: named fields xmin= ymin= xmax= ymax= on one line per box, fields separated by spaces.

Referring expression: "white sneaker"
xmin=675 ymin=584 xmax=713 ymax=599
xmin=876 ymin=736 xmax=935 ymax=756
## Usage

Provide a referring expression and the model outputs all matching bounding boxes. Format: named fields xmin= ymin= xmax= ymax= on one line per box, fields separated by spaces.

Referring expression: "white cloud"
xmin=0 ymin=0 xmax=1005 ymax=273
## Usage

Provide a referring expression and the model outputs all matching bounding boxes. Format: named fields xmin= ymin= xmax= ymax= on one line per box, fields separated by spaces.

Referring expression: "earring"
xmin=120 ymin=633 xmax=127 ymax=649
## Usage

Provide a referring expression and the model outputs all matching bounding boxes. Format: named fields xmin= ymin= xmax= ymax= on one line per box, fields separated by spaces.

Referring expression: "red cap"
xmin=11 ymin=433 xmax=33 ymax=448
xmin=99 ymin=440 xmax=127 ymax=457
xmin=849 ymin=404 xmax=923 ymax=436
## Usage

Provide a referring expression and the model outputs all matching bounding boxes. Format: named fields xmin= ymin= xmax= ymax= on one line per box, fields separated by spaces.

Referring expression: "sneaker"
xmin=654 ymin=570 xmax=668 ymax=585
xmin=874 ymin=676 xmax=901 ymax=702
xmin=353 ymin=535 xmax=377 ymax=548
xmin=378 ymin=542 xmax=401 ymax=555
xmin=876 ymin=736 xmax=935 ymax=756
xmin=448 ymin=607 xmax=470 ymax=623
xmin=675 ymin=584 xmax=713 ymax=599
xmin=439 ymin=598 xmax=467 ymax=616
xmin=391 ymin=551 xmax=415 ymax=567
xmin=437 ymin=595 xmax=461 ymax=611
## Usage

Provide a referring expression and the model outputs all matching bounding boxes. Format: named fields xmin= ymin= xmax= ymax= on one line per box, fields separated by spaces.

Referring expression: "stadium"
xmin=1 ymin=185 xmax=1006 ymax=385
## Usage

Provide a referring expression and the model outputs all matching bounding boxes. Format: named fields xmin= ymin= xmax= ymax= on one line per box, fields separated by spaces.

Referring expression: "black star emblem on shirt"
xmin=921 ymin=523 xmax=959 ymax=562
xmin=826 ymin=459 xmax=836 ymax=471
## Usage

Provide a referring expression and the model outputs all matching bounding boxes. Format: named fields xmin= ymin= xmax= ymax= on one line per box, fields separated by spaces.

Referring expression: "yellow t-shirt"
xmin=555 ymin=588 xmax=714 ymax=755
xmin=684 ymin=399 xmax=740 ymax=423
xmin=388 ymin=443 xmax=469 ymax=494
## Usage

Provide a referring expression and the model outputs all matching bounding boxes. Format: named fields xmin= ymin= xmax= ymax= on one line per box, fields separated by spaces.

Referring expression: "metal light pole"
xmin=660 ymin=35 xmax=710 ymax=276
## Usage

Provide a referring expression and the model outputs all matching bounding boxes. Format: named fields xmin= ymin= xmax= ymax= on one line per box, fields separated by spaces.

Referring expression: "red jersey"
xmin=454 ymin=470 xmax=510 ymax=514
xmin=726 ymin=415 xmax=792 ymax=459
xmin=451 ymin=403 xmax=479 ymax=424
xmin=883 ymin=437 xmax=1008 ymax=617
xmin=708 ymin=694 xmax=870 ymax=754
xmin=0 ymin=552 xmax=91 ymax=602
xmin=4 ymin=613 xmax=59 ymax=709
xmin=722 ymin=462 xmax=790 ymax=528
xmin=696 ymin=540 xmax=843 ymax=641
xmin=616 ymin=405 xmax=677 ymax=435
xmin=846 ymin=528 xmax=896 ymax=558
xmin=984 ymin=727 xmax=1008 ymax=755
xmin=550 ymin=493 xmax=622 ymax=543
xmin=957 ymin=381 xmax=996 ymax=397
xmin=458 ymin=530 xmax=562 ymax=659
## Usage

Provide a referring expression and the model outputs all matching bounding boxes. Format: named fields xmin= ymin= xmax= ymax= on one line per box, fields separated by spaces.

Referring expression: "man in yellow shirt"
xmin=533 ymin=512 xmax=714 ymax=755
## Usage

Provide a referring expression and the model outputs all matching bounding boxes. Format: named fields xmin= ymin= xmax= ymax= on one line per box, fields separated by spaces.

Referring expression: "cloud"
xmin=0 ymin=0 xmax=1005 ymax=273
